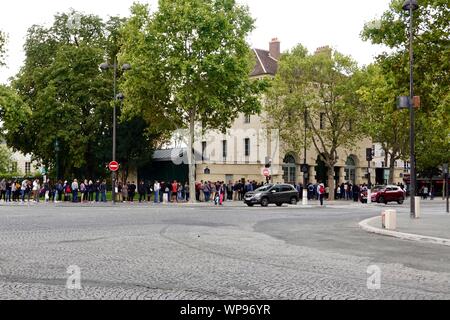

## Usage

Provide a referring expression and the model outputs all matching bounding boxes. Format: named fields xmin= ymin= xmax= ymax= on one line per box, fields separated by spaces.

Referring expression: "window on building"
xmin=202 ymin=141 xmax=207 ymax=162
xmin=380 ymin=149 xmax=385 ymax=157
xmin=244 ymin=138 xmax=250 ymax=157
xmin=11 ymin=162 xmax=18 ymax=173
xmin=222 ymin=140 xmax=227 ymax=160
xmin=244 ymin=114 xmax=251 ymax=124
xmin=404 ymin=161 xmax=410 ymax=172
xmin=320 ymin=113 xmax=326 ymax=129
xmin=25 ymin=162 xmax=31 ymax=175
xmin=381 ymin=162 xmax=385 ymax=168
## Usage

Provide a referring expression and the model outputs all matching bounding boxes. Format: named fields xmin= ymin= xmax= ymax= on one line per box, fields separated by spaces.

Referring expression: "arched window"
xmin=283 ymin=154 xmax=297 ymax=184
xmin=346 ymin=156 xmax=356 ymax=167
xmin=284 ymin=155 xmax=296 ymax=164
xmin=345 ymin=156 xmax=357 ymax=184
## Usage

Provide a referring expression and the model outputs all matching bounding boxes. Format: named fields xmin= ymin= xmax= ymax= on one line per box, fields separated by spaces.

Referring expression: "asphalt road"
xmin=0 ymin=202 xmax=448 ymax=300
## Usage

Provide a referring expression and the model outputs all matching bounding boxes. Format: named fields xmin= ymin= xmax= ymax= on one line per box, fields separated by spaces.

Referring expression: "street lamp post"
xmin=100 ymin=60 xmax=131 ymax=205
xmin=55 ymin=139 xmax=60 ymax=181
xmin=303 ymin=109 xmax=308 ymax=187
xmin=402 ymin=0 xmax=419 ymax=218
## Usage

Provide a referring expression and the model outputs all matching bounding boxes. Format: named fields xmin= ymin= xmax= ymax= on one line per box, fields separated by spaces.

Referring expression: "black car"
xmin=244 ymin=184 xmax=300 ymax=207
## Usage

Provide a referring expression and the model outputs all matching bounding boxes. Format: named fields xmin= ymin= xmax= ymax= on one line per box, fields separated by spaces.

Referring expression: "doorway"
xmin=345 ymin=156 xmax=357 ymax=185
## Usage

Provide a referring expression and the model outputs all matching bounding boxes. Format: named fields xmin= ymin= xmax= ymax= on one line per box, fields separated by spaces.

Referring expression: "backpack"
xmin=320 ymin=186 xmax=325 ymax=194
xmin=65 ymin=185 xmax=71 ymax=193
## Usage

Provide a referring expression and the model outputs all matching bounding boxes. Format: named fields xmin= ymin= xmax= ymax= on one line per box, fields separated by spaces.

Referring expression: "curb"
xmin=359 ymin=216 xmax=450 ymax=247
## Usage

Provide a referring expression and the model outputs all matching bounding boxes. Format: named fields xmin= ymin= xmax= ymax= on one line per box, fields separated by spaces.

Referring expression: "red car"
xmin=371 ymin=185 xmax=406 ymax=204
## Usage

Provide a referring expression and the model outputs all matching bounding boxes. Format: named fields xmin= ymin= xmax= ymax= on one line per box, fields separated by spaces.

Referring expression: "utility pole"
xmin=402 ymin=0 xmax=419 ymax=218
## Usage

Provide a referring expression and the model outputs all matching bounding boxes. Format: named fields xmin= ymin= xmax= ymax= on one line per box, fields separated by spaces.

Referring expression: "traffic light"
xmin=366 ymin=148 xmax=373 ymax=162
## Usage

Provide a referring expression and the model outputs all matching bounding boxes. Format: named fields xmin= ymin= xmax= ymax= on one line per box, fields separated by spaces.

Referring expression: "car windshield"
xmin=372 ymin=186 xmax=385 ymax=192
xmin=255 ymin=185 xmax=273 ymax=192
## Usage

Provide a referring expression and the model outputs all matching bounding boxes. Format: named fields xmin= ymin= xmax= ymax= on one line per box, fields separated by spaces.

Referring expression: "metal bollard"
xmin=302 ymin=189 xmax=308 ymax=206
xmin=367 ymin=190 xmax=372 ymax=204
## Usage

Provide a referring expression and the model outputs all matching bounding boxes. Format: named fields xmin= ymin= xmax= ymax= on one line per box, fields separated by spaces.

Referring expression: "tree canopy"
xmin=2 ymin=10 xmax=156 ymax=180
xmin=356 ymin=64 xmax=409 ymax=183
xmin=362 ymin=0 xmax=450 ymax=175
xmin=0 ymin=144 xmax=14 ymax=175
xmin=120 ymin=0 xmax=266 ymax=201
xmin=266 ymin=45 xmax=364 ymax=198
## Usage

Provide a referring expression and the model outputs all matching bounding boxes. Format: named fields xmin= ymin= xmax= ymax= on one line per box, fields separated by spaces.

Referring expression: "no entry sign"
xmin=263 ymin=168 xmax=271 ymax=177
xmin=109 ymin=161 xmax=120 ymax=172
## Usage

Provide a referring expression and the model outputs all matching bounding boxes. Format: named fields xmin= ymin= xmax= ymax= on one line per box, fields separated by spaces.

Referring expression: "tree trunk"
xmin=188 ymin=111 xmax=196 ymax=203
xmin=388 ymin=156 xmax=396 ymax=185
xmin=327 ymin=166 xmax=335 ymax=201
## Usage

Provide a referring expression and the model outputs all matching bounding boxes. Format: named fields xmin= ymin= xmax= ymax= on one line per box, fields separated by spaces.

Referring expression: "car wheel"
xmin=397 ymin=200 xmax=404 ymax=205
xmin=379 ymin=196 xmax=387 ymax=204
xmin=276 ymin=203 xmax=283 ymax=207
xmin=290 ymin=197 xmax=298 ymax=205
xmin=261 ymin=198 xmax=269 ymax=207
xmin=247 ymin=203 xmax=254 ymax=207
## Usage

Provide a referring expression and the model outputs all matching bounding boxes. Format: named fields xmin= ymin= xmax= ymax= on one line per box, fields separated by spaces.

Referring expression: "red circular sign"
xmin=263 ymin=168 xmax=271 ymax=177
xmin=109 ymin=161 xmax=120 ymax=172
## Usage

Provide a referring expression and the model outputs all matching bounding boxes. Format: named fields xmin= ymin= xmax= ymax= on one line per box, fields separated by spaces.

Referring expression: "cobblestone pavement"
xmin=0 ymin=202 xmax=448 ymax=300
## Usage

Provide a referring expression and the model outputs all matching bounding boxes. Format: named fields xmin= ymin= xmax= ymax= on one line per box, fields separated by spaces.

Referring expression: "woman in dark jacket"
xmin=138 ymin=181 xmax=146 ymax=203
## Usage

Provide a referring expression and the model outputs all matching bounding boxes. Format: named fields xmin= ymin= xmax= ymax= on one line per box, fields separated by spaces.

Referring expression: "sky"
xmin=0 ymin=0 xmax=392 ymax=84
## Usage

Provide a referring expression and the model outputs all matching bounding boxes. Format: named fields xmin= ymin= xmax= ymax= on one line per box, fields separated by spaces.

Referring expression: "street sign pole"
xmin=109 ymin=161 xmax=120 ymax=204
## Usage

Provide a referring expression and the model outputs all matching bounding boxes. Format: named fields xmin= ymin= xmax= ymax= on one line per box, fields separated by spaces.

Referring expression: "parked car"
xmin=360 ymin=185 xmax=384 ymax=203
xmin=370 ymin=185 xmax=406 ymax=205
xmin=244 ymin=184 xmax=300 ymax=207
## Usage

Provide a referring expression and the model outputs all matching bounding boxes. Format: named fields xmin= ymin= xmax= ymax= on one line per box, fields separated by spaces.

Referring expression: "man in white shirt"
xmin=21 ymin=180 xmax=28 ymax=202
xmin=317 ymin=183 xmax=325 ymax=206
xmin=71 ymin=179 xmax=79 ymax=203
xmin=153 ymin=181 xmax=161 ymax=204
xmin=33 ymin=179 xmax=40 ymax=202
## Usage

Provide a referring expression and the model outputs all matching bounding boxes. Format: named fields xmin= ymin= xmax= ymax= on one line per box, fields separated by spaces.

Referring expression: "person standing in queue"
xmin=317 ymin=183 xmax=325 ymax=206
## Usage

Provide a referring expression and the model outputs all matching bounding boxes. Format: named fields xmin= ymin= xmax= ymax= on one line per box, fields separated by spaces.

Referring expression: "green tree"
xmin=3 ymin=10 xmax=155 ymax=180
xmin=0 ymin=144 xmax=14 ymax=174
xmin=120 ymin=1 xmax=265 ymax=202
xmin=357 ymin=64 xmax=409 ymax=184
xmin=0 ymin=84 xmax=31 ymax=150
xmin=264 ymin=45 xmax=310 ymax=162
xmin=362 ymin=0 xmax=450 ymax=179
xmin=11 ymin=11 xmax=112 ymax=178
xmin=266 ymin=46 xmax=363 ymax=199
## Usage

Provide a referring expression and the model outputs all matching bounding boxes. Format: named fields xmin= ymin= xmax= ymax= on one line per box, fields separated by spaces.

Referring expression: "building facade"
xmin=372 ymin=143 xmax=409 ymax=185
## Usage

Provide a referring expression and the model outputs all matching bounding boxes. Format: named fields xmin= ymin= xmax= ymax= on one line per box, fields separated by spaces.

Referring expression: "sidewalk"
xmin=360 ymin=210 xmax=450 ymax=247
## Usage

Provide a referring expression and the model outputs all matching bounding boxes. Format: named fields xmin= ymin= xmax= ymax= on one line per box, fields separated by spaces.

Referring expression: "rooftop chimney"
xmin=314 ymin=45 xmax=332 ymax=57
xmin=269 ymin=38 xmax=281 ymax=60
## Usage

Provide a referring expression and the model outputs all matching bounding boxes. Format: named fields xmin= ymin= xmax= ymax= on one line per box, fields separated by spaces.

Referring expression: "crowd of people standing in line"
xmin=1 ymin=177 xmax=414 ymax=205
xmin=0 ymin=178 xmax=110 ymax=203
